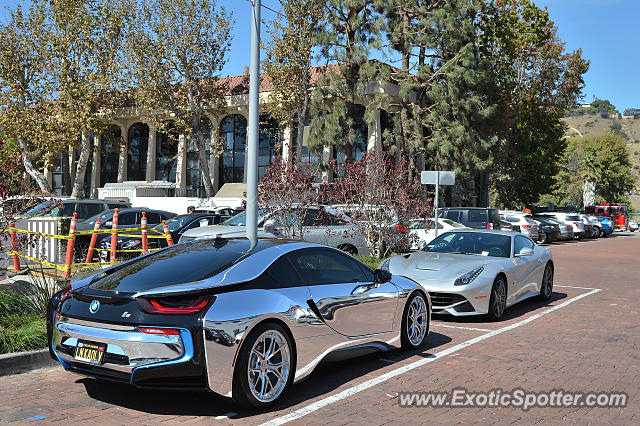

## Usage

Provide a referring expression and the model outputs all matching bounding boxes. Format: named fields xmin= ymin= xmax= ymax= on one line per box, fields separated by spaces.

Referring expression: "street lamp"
xmin=246 ymin=0 xmax=261 ymax=249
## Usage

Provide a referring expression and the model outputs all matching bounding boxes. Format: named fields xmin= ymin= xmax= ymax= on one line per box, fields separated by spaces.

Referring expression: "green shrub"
xmin=355 ymin=255 xmax=389 ymax=270
xmin=0 ymin=290 xmax=36 ymax=318
xmin=0 ymin=314 xmax=47 ymax=354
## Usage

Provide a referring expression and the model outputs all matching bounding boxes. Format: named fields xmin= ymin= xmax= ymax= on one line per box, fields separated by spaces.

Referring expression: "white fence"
xmin=14 ymin=217 xmax=63 ymax=266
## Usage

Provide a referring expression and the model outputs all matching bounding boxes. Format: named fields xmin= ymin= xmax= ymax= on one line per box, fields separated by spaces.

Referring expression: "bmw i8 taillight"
xmin=59 ymin=284 xmax=72 ymax=304
xmin=137 ymin=296 xmax=211 ymax=315
xmin=139 ymin=327 xmax=180 ymax=335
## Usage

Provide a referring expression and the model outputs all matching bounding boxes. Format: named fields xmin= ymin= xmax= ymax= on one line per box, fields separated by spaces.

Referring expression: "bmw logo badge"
xmin=89 ymin=300 xmax=100 ymax=314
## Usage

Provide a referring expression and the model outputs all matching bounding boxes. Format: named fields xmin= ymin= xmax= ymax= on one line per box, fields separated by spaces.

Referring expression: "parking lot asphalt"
xmin=1 ymin=233 xmax=638 ymax=424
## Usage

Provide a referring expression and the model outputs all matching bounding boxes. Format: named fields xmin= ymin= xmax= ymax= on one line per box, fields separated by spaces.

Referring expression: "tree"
xmin=418 ymin=0 xmax=497 ymax=206
xmin=552 ymin=132 xmax=635 ymax=207
xmin=0 ymin=2 xmax=52 ymax=192
xmin=327 ymin=150 xmax=428 ymax=258
xmin=0 ymin=0 xmax=130 ymax=196
xmin=45 ymin=0 xmax=131 ymax=197
xmin=258 ymin=157 xmax=319 ymax=239
xmin=263 ymin=0 xmax=323 ymax=161
xmin=127 ymin=0 xmax=233 ymax=197
xmin=482 ymin=0 xmax=589 ymax=209
xmin=309 ymin=0 xmax=379 ymax=162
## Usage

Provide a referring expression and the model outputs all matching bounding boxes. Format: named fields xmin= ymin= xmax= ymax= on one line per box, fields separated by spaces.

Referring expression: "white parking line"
xmin=554 ymin=284 xmax=599 ymax=290
xmin=260 ymin=288 xmax=601 ymax=426
xmin=431 ymin=324 xmax=492 ymax=332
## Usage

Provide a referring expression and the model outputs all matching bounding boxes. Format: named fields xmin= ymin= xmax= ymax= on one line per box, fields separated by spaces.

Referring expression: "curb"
xmin=0 ymin=348 xmax=59 ymax=377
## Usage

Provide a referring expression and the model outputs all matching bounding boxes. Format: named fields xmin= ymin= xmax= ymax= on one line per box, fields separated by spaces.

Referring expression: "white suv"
xmin=499 ymin=211 xmax=543 ymax=242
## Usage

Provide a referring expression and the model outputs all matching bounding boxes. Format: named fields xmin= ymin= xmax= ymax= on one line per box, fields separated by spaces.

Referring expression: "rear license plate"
xmin=74 ymin=340 xmax=107 ymax=365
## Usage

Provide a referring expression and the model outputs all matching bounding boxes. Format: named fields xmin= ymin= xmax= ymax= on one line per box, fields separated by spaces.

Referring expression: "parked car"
xmin=533 ymin=215 xmax=574 ymax=241
xmin=536 ymin=212 xmax=585 ymax=239
xmin=593 ymin=216 xmax=614 ymax=236
xmin=48 ymin=238 xmax=431 ymax=409
xmin=180 ymin=206 xmax=371 ymax=256
xmin=192 ymin=205 xmax=240 ymax=217
xmin=407 ymin=218 xmax=468 ymax=249
xmin=499 ymin=211 xmax=543 ymax=242
xmin=533 ymin=217 xmax=561 ymax=244
xmin=75 ymin=208 xmax=176 ymax=261
xmin=380 ymin=229 xmax=554 ymax=321
xmin=436 ymin=207 xmax=501 ymax=230
xmin=579 ymin=214 xmax=598 ymax=238
xmin=98 ymin=213 xmax=226 ymax=259
xmin=21 ymin=198 xmax=130 ymax=221
xmin=629 ymin=220 xmax=637 ymax=232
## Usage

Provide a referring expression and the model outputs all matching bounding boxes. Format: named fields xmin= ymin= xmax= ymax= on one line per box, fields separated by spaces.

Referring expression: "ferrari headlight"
xmin=454 ymin=266 xmax=484 ymax=286
xmin=378 ymin=258 xmax=390 ymax=272
xmin=121 ymin=239 xmax=141 ymax=249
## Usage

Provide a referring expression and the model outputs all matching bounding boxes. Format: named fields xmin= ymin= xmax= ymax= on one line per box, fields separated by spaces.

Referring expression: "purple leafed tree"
xmin=325 ymin=150 xmax=430 ymax=258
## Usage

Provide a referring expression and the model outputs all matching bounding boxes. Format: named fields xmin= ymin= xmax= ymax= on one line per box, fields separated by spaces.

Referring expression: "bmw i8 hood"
xmin=389 ymin=251 xmax=503 ymax=282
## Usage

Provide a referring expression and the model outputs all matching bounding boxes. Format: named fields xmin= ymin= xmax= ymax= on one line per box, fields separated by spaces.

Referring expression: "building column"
xmin=117 ymin=123 xmax=128 ymax=182
xmin=282 ymin=125 xmax=293 ymax=163
xmin=208 ymin=118 xmax=220 ymax=194
xmin=367 ymin=108 xmax=382 ymax=152
xmin=90 ymin=133 xmax=101 ymax=198
xmin=322 ymin=145 xmax=333 ymax=183
xmin=175 ymin=133 xmax=188 ymax=189
xmin=145 ymin=123 xmax=157 ymax=182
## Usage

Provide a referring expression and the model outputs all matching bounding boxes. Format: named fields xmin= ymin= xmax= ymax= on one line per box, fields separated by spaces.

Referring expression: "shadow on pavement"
xmin=80 ymin=331 xmax=453 ymax=418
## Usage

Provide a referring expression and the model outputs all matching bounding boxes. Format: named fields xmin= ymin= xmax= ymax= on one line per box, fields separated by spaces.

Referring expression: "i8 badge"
xmin=89 ymin=300 xmax=100 ymax=314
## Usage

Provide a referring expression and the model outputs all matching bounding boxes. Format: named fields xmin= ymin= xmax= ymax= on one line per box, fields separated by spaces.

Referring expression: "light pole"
xmin=246 ymin=0 xmax=261 ymax=249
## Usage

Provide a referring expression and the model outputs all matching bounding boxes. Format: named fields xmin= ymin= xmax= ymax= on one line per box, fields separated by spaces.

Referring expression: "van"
xmin=437 ymin=207 xmax=501 ymax=230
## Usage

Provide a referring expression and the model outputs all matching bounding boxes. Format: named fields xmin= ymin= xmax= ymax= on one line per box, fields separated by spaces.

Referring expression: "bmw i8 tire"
xmin=232 ymin=322 xmax=294 ymax=410
xmin=538 ymin=263 xmax=554 ymax=301
xmin=401 ymin=292 xmax=429 ymax=350
xmin=486 ymin=276 xmax=507 ymax=321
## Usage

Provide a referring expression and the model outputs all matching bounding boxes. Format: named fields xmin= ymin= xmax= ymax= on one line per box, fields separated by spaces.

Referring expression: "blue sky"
xmin=2 ymin=0 xmax=639 ymax=111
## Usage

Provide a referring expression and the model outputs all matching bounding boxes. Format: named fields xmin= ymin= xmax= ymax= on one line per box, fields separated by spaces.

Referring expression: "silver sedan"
xmin=380 ymin=229 xmax=554 ymax=320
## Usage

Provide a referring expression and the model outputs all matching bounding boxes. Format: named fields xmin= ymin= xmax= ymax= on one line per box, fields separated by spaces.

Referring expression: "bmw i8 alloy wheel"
xmin=487 ymin=277 xmax=507 ymax=321
xmin=233 ymin=322 xmax=294 ymax=409
xmin=401 ymin=292 xmax=429 ymax=349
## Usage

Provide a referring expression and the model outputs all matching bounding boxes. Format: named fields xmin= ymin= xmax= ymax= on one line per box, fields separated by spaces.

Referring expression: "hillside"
xmin=562 ymin=113 xmax=640 ymax=210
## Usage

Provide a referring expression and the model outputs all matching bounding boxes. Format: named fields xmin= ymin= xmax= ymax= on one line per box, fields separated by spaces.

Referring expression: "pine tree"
xmin=309 ymin=0 xmax=379 ymax=162
xmin=262 ymin=0 xmax=323 ymax=161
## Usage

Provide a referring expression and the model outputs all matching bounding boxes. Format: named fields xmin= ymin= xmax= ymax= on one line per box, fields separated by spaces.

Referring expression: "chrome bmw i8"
xmin=48 ymin=238 xmax=430 ymax=409
xmin=380 ymin=229 xmax=554 ymax=321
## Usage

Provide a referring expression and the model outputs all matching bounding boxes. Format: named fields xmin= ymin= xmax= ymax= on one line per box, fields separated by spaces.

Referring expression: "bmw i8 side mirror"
xmin=373 ymin=269 xmax=392 ymax=284
xmin=416 ymin=240 xmax=427 ymax=251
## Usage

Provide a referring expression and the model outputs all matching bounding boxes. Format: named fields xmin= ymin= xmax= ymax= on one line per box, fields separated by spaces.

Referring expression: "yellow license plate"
xmin=74 ymin=340 xmax=107 ymax=365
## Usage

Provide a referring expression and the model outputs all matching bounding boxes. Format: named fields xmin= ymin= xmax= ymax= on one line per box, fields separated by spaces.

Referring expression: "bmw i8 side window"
xmin=265 ymin=255 xmax=306 ymax=288
xmin=291 ymin=249 xmax=368 ymax=285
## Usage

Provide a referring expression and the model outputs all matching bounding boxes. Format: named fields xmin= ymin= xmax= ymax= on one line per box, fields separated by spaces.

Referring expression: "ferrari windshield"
xmin=425 ymin=232 xmax=511 ymax=258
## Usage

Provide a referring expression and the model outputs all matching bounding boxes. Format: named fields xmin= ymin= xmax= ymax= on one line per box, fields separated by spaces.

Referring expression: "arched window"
xmin=334 ymin=104 xmax=368 ymax=175
xmin=219 ymin=114 xmax=247 ymax=185
xmin=156 ymin=123 xmax=178 ymax=182
xmin=186 ymin=131 xmax=211 ymax=197
xmin=258 ymin=114 xmax=281 ymax=177
xmin=101 ymin=127 xmax=121 ymax=187
xmin=127 ymin=122 xmax=149 ymax=181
